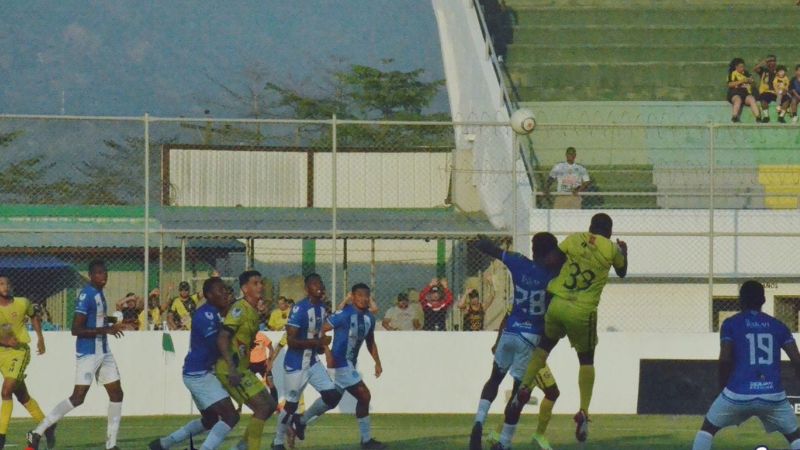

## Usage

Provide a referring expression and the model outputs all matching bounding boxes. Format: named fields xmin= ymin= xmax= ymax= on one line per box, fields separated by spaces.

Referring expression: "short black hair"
xmin=203 ymin=277 xmax=225 ymax=298
xmin=351 ymin=283 xmax=370 ymax=294
xmin=566 ymin=146 xmax=576 ymax=154
xmin=589 ymin=213 xmax=613 ymax=236
xmin=740 ymin=280 xmax=766 ymax=310
xmin=532 ymin=232 xmax=558 ymax=258
xmin=777 ymin=65 xmax=787 ymax=72
xmin=766 ymin=54 xmax=777 ymax=60
xmin=304 ymin=273 xmax=322 ymax=286
xmin=88 ymin=259 xmax=106 ymax=273
xmin=238 ymin=270 xmax=261 ymax=287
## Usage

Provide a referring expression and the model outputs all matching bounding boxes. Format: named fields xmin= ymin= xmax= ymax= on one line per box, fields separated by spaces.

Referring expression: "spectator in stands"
xmin=790 ymin=64 xmax=800 ymax=123
xmin=115 ymin=292 xmax=142 ymax=331
xmin=167 ymin=281 xmax=200 ymax=330
xmin=479 ymin=0 xmax=514 ymax=60
xmin=419 ymin=278 xmax=454 ymax=331
xmin=268 ymin=296 xmax=292 ymax=331
xmin=774 ymin=65 xmax=792 ymax=122
xmin=457 ymin=287 xmax=495 ymax=331
xmin=753 ymin=55 xmax=782 ymax=122
xmin=138 ymin=288 xmax=162 ymax=330
xmin=382 ymin=293 xmax=422 ymax=331
xmin=545 ymin=147 xmax=591 ymax=209
xmin=256 ymin=297 xmax=270 ymax=330
xmin=727 ymin=57 xmax=760 ymax=123
xmin=338 ymin=291 xmax=379 ymax=314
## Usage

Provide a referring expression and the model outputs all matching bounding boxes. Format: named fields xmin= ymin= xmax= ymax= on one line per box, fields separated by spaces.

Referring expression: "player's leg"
xmin=0 ymin=376 xmax=15 ymax=448
xmin=99 ymin=352 xmax=123 ymax=450
xmin=241 ymin=374 xmax=277 ymax=450
xmin=521 ymin=300 xmax=568 ymax=391
xmin=563 ymin=307 xmax=598 ymax=442
xmin=691 ymin=418 xmax=720 ymax=450
xmin=758 ymin=398 xmax=800 ymax=449
xmin=200 ymin=398 xmax=239 ymax=450
xmin=471 ymin=340 xmax=511 ymax=450
xmin=693 ymin=393 xmax=749 ymax=450
xmin=346 ymin=381 xmax=386 ymax=449
xmin=274 ymin=369 xmax=309 ymax=448
xmin=294 ymin=364 xmax=341 ymax=437
xmin=531 ymin=367 xmax=560 ymax=450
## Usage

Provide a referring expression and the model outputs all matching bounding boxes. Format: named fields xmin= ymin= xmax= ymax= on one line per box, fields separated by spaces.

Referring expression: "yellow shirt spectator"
xmin=169 ymin=294 xmax=200 ymax=330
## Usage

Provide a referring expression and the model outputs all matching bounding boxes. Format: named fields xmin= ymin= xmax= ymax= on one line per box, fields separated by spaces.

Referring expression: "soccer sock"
xmin=23 ymin=398 xmax=45 ymax=423
xmin=300 ymin=397 xmax=331 ymax=425
xmin=536 ymin=397 xmax=555 ymax=435
xmin=498 ymin=423 xmax=517 ymax=448
xmin=273 ymin=410 xmax=289 ymax=445
xmin=691 ymin=430 xmax=713 ymax=450
xmin=0 ymin=400 xmax=12 ymax=434
xmin=199 ymin=421 xmax=231 ymax=450
xmin=474 ymin=399 xmax=491 ymax=425
xmin=34 ymin=398 xmax=75 ymax=435
xmin=161 ymin=419 xmax=207 ymax=447
xmin=791 ymin=438 xmax=800 ymax=450
xmin=245 ymin=417 xmax=266 ymax=450
xmin=521 ymin=348 xmax=548 ymax=388
xmin=578 ymin=365 xmax=595 ymax=414
xmin=358 ymin=416 xmax=372 ymax=443
xmin=106 ymin=401 xmax=123 ymax=449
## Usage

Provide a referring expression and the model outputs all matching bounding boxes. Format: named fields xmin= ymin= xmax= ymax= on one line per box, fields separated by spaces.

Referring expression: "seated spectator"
xmin=458 ymin=288 xmax=495 ymax=331
xmin=774 ymin=65 xmax=791 ymax=122
xmin=115 ymin=292 xmax=142 ymax=331
xmin=790 ymin=64 xmax=800 ymax=123
xmin=135 ymin=288 xmax=162 ymax=331
xmin=727 ymin=57 xmax=760 ymax=123
xmin=338 ymin=291 xmax=379 ymax=314
xmin=382 ymin=293 xmax=422 ymax=331
xmin=167 ymin=281 xmax=200 ymax=330
xmin=268 ymin=296 xmax=292 ymax=331
xmin=419 ymin=278 xmax=454 ymax=331
xmin=753 ymin=54 xmax=788 ymax=123
xmin=545 ymin=147 xmax=591 ymax=209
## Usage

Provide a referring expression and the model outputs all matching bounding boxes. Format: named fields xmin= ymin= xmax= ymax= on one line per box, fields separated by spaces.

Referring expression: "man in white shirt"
xmin=546 ymin=147 xmax=591 ymax=209
xmin=381 ymin=293 xmax=421 ymax=331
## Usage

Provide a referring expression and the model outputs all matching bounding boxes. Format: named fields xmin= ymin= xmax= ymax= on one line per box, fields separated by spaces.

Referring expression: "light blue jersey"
xmin=501 ymin=251 xmax=556 ymax=343
xmin=284 ymin=298 xmax=327 ymax=373
xmin=74 ymin=284 xmax=109 ymax=356
xmin=328 ymin=305 xmax=375 ymax=369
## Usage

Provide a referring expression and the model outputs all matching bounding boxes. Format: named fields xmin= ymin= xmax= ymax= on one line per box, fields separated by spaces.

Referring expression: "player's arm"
xmin=472 ymin=236 xmax=504 ymax=260
xmin=718 ymin=339 xmax=734 ymax=390
xmin=216 ymin=326 xmax=242 ymax=386
xmin=613 ymin=239 xmax=628 ymax=278
xmin=286 ymin=325 xmax=329 ymax=350
xmin=782 ymin=340 xmax=800 ymax=381
xmin=72 ymin=313 xmax=123 ymax=338
xmin=30 ymin=306 xmax=45 ymax=354
xmin=366 ymin=328 xmax=382 ymax=377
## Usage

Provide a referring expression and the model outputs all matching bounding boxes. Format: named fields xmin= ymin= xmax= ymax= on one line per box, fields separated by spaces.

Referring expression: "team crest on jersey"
xmin=292 ymin=306 xmax=300 ymax=314
xmin=79 ymin=293 xmax=86 ymax=301
xmin=205 ymin=312 xmax=214 ymax=320
xmin=231 ymin=307 xmax=242 ymax=319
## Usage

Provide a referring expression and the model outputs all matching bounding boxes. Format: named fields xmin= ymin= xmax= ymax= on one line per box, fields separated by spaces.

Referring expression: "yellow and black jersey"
xmin=756 ymin=67 xmax=776 ymax=95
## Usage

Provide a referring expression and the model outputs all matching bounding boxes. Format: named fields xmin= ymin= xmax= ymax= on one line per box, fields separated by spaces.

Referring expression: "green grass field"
xmin=3 ymin=413 xmax=795 ymax=449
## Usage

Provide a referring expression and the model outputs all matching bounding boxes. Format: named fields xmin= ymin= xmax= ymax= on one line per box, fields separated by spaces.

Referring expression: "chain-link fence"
xmin=1 ymin=114 xmax=798 ymax=334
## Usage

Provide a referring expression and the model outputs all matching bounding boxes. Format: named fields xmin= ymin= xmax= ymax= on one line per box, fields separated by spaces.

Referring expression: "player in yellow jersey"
xmin=520 ymin=213 xmax=628 ymax=443
xmin=215 ymin=271 xmax=277 ymax=450
xmin=0 ymin=276 xmax=54 ymax=450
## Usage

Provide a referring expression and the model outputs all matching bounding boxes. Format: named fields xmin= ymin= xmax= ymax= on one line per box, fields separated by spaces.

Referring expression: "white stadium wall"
xmin=18 ymin=330 xmax=748 ymax=417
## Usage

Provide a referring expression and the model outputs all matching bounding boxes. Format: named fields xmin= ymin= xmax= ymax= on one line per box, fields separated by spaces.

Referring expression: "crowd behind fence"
xmin=1 ymin=114 xmax=798 ymax=334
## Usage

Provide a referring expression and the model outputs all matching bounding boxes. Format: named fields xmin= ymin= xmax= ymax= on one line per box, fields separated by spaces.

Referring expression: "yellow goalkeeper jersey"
xmin=548 ymin=232 xmax=626 ymax=309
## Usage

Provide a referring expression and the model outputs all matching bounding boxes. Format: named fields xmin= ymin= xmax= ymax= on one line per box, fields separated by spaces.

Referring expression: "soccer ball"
xmin=510 ymin=108 xmax=536 ymax=135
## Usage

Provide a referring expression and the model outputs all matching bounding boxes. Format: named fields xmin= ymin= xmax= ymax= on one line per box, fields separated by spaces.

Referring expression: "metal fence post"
xmin=143 ymin=113 xmax=150 ymax=326
xmin=708 ymin=123 xmax=715 ymax=332
xmin=331 ymin=114 xmax=338 ymax=309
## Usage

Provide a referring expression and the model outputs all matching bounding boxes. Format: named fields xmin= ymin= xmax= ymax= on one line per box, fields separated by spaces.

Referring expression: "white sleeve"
xmin=580 ymin=165 xmax=590 ymax=182
xmin=548 ymin=163 xmax=560 ymax=178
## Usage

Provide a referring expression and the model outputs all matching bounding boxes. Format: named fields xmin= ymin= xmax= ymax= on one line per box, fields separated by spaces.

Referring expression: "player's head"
xmin=88 ymin=259 xmax=108 ymax=289
xmin=203 ymin=277 xmax=228 ymax=309
xmin=397 ymin=292 xmax=409 ymax=309
xmin=238 ymin=270 xmax=262 ymax=300
xmin=531 ymin=232 xmax=558 ymax=261
xmin=0 ymin=275 xmax=11 ymax=299
xmin=589 ymin=213 xmax=613 ymax=238
xmin=739 ymin=280 xmax=766 ymax=311
xmin=729 ymin=57 xmax=745 ymax=74
xmin=776 ymin=65 xmax=787 ymax=77
xmin=766 ymin=54 xmax=777 ymax=70
xmin=565 ymin=146 xmax=577 ymax=164
xmin=351 ymin=283 xmax=371 ymax=311
xmin=304 ymin=273 xmax=326 ymax=301
xmin=178 ymin=281 xmax=191 ymax=299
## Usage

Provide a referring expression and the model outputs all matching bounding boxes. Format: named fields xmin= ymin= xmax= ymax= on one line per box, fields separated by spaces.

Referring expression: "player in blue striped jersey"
xmin=693 ymin=280 xmax=800 ymax=450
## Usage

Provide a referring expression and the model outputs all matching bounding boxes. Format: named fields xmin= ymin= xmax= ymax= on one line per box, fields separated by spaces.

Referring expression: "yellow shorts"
xmin=531 ymin=364 xmax=557 ymax=390
xmin=544 ymin=297 xmax=598 ymax=354
xmin=0 ymin=345 xmax=30 ymax=381
xmin=216 ymin=367 xmax=266 ymax=405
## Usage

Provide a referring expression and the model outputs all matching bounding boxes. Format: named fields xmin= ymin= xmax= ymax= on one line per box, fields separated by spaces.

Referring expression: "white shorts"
xmin=494 ymin=332 xmax=538 ymax=381
xmin=284 ymin=363 xmax=336 ymax=403
xmin=706 ymin=392 xmax=799 ymax=434
xmin=184 ymin=372 xmax=229 ymax=411
xmin=333 ymin=363 xmax=363 ymax=390
xmin=74 ymin=353 xmax=120 ymax=386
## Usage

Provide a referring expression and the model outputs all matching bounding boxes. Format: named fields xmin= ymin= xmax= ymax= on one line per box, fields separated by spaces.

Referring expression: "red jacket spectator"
xmin=419 ymin=283 xmax=453 ymax=312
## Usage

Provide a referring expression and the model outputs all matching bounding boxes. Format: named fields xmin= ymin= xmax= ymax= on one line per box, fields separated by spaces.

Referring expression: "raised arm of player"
xmin=783 ymin=340 xmax=800 ymax=381
xmin=366 ymin=329 xmax=383 ymax=378
xmin=30 ymin=307 xmax=45 ymax=355
xmin=472 ymin=236 xmax=504 ymax=260
xmin=614 ymin=239 xmax=628 ymax=278
xmin=717 ymin=340 xmax=734 ymax=391
xmin=72 ymin=313 xmax=123 ymax=339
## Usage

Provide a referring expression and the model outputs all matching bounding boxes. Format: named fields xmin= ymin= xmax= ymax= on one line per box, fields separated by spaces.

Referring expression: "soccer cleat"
xmin=573 ymin=410 xmax=590 ymax=442
xmin=486 ymin=430 xmax=501 ymax=446
xmin=469 ymin=421 xmax=483 ymax=450
xmin=44 ymin=424 xmax=57 ymax=449
xmin=361 ymin=438 xmax=388 ymax=449
xmin=148 ymin=439 xmax=166 ymax=450
xmin=26 ymin=431 xmax=42 ymax=450
xmin=290 ymin=414 xmax=306 ymax=441
xmin=532 ymin=433 xmax=553 ymax=450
